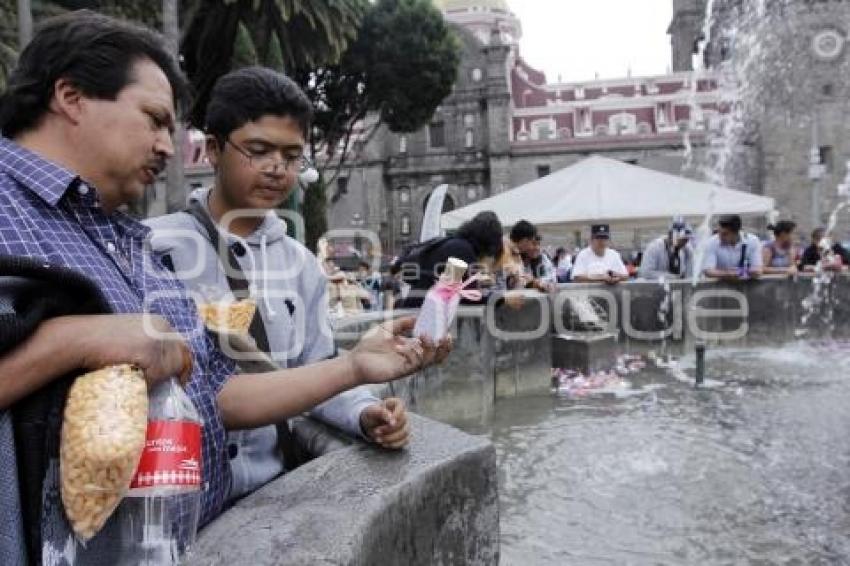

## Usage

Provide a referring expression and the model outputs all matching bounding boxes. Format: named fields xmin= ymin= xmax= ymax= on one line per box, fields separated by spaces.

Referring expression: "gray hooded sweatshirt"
xmin=144 ymin=188 xmax=377 ymax=500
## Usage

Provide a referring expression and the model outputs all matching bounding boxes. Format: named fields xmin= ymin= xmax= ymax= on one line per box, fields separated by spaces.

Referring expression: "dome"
xmin=435 ymin=0 xmax=512 ymax=13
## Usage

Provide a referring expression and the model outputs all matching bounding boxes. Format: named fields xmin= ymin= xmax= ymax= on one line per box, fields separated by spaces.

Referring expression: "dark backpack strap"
xmin=739 ymin=239 xmax=748 ymax=268
xmin=184 ymin=201 xmax=270 ymax=353
xmin=184 ymin=202 xmax=303 ymax=470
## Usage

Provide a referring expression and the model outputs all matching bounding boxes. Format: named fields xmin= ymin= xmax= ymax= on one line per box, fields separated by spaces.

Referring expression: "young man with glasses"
xmin=146 ymin=67 xmax=412 ymax=503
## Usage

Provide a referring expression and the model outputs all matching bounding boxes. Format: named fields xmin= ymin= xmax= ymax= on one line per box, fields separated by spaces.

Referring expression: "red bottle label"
xmin=130 ymin=421 xmax=202 ymax=489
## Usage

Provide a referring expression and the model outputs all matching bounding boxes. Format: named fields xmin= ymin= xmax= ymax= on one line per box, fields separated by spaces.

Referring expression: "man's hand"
xmin=74 ymin=314 xmax=192 ymax=387
xmin=360 ymin=397 xmax=410 ymax=449
xmin=348 ymin=317 xmax=452 ymax=385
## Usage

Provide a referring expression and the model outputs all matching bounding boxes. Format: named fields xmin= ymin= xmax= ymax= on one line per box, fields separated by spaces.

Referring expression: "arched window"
xmin=400 ymin=214 xmax=411 ymax=236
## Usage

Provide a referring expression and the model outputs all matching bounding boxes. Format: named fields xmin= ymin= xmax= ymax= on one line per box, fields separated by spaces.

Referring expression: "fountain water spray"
xmin=799 ymin=161 xmax=850 ymax=334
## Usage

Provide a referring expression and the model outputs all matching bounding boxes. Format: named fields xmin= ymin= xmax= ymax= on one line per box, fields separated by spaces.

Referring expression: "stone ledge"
xmin=188 ymin=414 xmax=499 ymax=566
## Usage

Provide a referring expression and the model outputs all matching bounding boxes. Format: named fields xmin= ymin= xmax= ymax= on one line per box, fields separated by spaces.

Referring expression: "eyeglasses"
xmin=226 ymin=138 xmax=311 ymax=174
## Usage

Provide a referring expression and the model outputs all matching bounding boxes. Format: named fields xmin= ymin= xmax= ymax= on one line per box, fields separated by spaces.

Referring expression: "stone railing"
xmin=189 ymin=415 xmax=498 ymax=565
xmin=332 ymin=274 xmax=850 ymax=426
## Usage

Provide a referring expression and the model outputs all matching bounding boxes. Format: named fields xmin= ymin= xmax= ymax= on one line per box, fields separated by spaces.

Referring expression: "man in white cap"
xmin=638 ymin=218 xmax=694 ymax=280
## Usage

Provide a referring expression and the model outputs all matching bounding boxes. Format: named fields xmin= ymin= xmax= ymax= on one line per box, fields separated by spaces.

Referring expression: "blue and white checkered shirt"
xmin=0 ymin=137 xmax=236 ymax=532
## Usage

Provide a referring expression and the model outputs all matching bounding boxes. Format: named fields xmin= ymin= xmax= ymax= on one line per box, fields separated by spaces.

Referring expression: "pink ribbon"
xmin=433 ymin=273 xmax=483 ymax=302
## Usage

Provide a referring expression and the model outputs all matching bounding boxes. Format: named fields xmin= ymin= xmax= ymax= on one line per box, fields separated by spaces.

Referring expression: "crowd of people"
xmin=325 ymin=213 xmax=848 ymax=315
xmin=3 ymin=8 xmax=848 ymax=564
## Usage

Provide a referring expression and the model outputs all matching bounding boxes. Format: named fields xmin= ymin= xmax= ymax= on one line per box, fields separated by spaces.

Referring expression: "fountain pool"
xmin=462 ymin=342 xmax=850 ymax=565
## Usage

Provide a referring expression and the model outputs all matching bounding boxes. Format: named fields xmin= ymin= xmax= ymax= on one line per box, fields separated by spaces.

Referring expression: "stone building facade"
xmin=164 ymin=0 xmax=848 ymax=253
xmin=329 ymin=0 xmax=737 ymax=255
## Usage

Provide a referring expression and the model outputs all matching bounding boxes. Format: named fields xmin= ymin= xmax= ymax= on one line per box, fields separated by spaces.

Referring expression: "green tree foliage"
xmin=293 ymin=0 xmax=459 ymax=243
xmin=347 ymin=0 xmax=460 ymax=134
xmin=181 ymin=0 xmax=368 ymax=128
xmin=294 ymin=0 xmax=460 ymax=179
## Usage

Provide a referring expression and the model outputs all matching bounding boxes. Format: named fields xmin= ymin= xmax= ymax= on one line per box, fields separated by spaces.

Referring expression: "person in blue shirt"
xmin=701 ymin=214 xmax=763 ymax=280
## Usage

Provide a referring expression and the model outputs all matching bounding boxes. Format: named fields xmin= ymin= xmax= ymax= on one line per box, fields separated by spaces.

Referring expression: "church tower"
xmin=668 ymin=0 xmax=707 ymax=72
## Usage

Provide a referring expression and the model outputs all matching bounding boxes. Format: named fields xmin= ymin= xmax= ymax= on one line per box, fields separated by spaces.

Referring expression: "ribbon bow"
xmin=434 ymin=273 xmax=483 ymax=302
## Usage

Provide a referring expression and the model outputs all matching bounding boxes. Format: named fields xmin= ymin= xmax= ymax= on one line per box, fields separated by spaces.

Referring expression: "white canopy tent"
xmin=441 ymin=156 xmax=775 ymax=236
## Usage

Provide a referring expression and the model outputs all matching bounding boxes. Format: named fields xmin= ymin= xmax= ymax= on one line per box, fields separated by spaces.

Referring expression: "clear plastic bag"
xmin=195 ymin=286 xmax=256 ymax=334
xmin=60 ymin=365 xmax=148 ymax=542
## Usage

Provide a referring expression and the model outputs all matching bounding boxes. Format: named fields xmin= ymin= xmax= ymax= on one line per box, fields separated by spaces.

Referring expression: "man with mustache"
xmin=146 ymin=67 xmax=413 ymax=503
xmin=0 ymin=11 xmax=445 ymax=562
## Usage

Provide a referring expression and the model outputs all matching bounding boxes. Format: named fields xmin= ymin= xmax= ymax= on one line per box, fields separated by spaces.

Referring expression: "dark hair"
xmin=0 ymin=10 xmax=188 ymax=138
xmin=812 ymin=227 xmax=825 ymax=240
xmin=767 ymin=220 xmax=796 ymax=236
xmin=510 ymin=219 xmax=538 ymax=242
xmin=357 ymin=261 xmax=370 ymax=270
xmin=717 ymin=214 xmax=742 ymax=232
xmin=457 ymin=211 xmax=504 ymax=258
xmin=204 ymin=67 xmax=312 ymax=141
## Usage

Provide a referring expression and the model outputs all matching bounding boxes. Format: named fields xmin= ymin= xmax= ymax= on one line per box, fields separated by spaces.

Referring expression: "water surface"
xmin=465 ymin=343 xmax=850 ymax=565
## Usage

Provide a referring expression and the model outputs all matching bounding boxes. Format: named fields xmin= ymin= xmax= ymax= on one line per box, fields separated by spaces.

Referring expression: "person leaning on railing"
xmin=762 ymin=220 xmax=799 ymax=277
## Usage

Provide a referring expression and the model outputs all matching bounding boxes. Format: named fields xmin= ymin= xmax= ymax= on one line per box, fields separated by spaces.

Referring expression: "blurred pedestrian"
xmin=800 ymin=226 xmax=850 ymax=272
xmin=638 ymin=218 xmax=694 ymax=280
xmin=701 ymin=215 xmax=763 ymax=280
xmin=571 ymin=224 xmax=629 ymax=284
xmin=510 ymin=220 xmax=557 ymax=291
xmin=762 ymin=220 xmax=798 ymax=276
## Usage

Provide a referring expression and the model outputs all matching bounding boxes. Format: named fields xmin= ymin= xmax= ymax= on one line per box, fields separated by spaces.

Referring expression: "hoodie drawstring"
xmin=260 ymin=234 xmax=277 ymax=318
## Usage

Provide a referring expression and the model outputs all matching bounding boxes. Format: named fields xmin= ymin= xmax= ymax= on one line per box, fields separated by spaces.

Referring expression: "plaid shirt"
xmin=0 ymin=137 xmax=236 ymax=531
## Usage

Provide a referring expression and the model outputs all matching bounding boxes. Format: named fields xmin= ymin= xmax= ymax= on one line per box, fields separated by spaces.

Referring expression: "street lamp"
xmin=808 ymin=144 xmax=825 ymax=229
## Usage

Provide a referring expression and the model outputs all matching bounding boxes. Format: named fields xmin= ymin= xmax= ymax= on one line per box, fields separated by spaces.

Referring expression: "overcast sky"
xmin=508 ymin=0 xmax=675 ymax=82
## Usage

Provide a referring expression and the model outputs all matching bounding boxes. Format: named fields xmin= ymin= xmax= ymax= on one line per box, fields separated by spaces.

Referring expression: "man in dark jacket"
xmin=799 ymin=227 xmax=850 ymax=272
xmin=397 ymin=211 xmax=503 ymax=308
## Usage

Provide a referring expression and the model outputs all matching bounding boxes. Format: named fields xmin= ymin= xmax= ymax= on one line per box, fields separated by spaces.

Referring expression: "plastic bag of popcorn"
xmin=194 ymin=286 xmax=256 ymax=335
xmin=60 ymin=364 xmax=148 ymax=542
